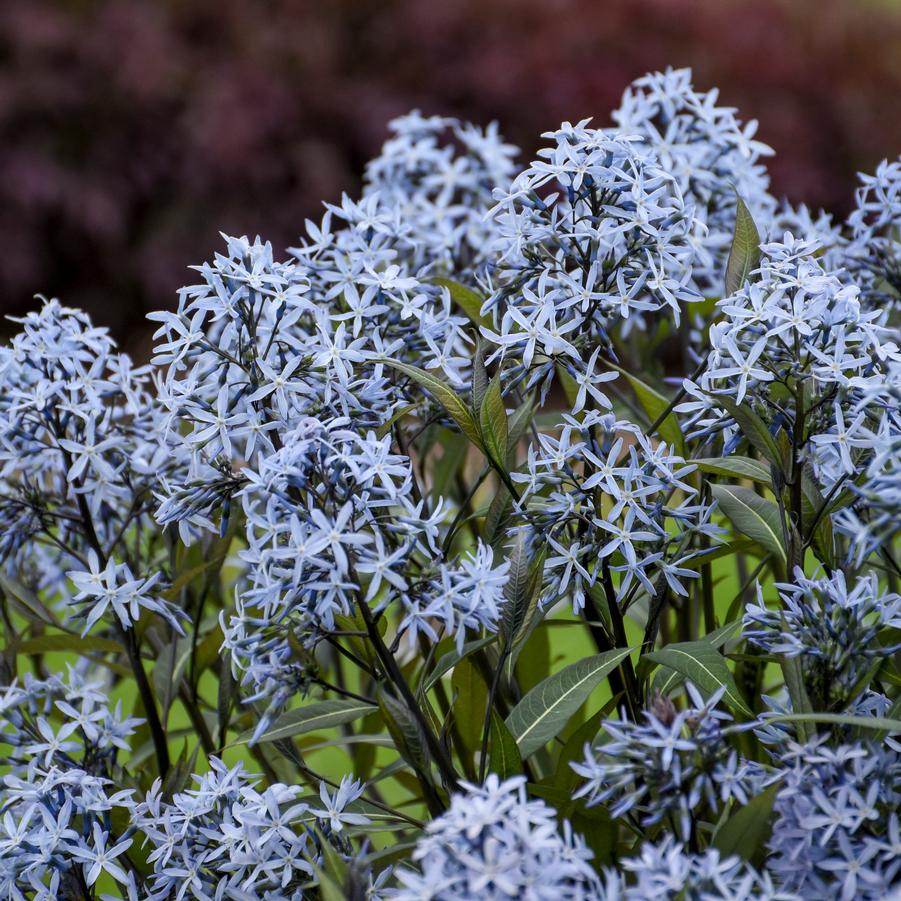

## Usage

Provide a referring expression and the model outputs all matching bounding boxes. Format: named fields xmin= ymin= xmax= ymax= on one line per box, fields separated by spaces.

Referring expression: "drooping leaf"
xmin=724 ymin=194 xmax=761 ymax=296
xmin=240 ymin=699 xmax=377 ymax=744
xmin=506 ymin=648 xmax=633 ymax=758
xmin=381 ymin=359 xmax=482 ymax=447
xmin=710 ymin=484 xmax=787 ymax=569
xmin=645 ymin=640 xmax=752 ymax=717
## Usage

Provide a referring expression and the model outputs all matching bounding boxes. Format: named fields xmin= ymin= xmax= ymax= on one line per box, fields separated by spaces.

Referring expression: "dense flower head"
xmin=132 ymin=760 xmax=368 ymax=899
xmin=1 ymin=68 xmax=901 ymax=900
xmin=484 ymin=120 xmax=702 ymax=406
xmin=572 ymin=685 xmax=764 ymax=841
xmin=0 ymin=299 xmax=175 ymax=575
xmin=392 ymin=775 xmax=602 ymax=900
xmin=0 ymin=669 xmax=141 ymax=897
xmin=678 ymin=232 xmax=901 ymax=560
xmin=846 ymin=156 xmax=901 ymax=310
xmin=744 ymin=568 xmax=901 ymax=710
xmin=363 ymin=110 xmax=519 ymax=275
xmin=612 ymin=66 xmax=775 ymax=292
xmin=514 ymin=413 xmax=719 ymax=615
xmin=768 ymin=736 xmax=901 ymax=900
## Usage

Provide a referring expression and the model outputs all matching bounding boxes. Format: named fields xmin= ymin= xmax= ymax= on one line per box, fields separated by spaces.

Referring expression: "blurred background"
xmin=2 ymin=0 xmax=900 ymax=347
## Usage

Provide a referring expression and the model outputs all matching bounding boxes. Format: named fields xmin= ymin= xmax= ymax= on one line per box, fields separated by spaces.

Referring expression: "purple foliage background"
xmin=2 ymin=0 xmax=899 ymax=346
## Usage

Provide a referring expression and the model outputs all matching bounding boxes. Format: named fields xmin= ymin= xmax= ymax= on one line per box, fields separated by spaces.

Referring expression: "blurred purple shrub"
xmin=1 ymin=0 xmax=899 ymax=344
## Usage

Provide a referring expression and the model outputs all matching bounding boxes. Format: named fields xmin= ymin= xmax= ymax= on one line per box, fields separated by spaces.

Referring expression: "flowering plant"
xmin=1 ymin=68 xmax=900 ymax=900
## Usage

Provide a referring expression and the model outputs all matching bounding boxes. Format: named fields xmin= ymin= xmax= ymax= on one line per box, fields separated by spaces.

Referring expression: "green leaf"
xmin=695 ymin=456 xmax=771 ymax=483
xmin=478 ymin=375 xmax=508 ymax=468
xmin=500 ymin=529 xmax=544 ymax=648
xmin=378 ymin=688 xmax=431 ymax=776
xmin=724 ymin=194 xmax=761 ymax=295
xmin=506 ymin=648 xmax=633 ymax=758
xmin=709 ymin=395 xmax=784 ymax=471
xmin=15 ymin=634 xmax=120 ymax=655
xmin=605 ymin=361 xmax=683 ymax=454
xmin=381 ymin=359 xmax=482 ymax=447
xmin=799 ymin=473 xmax=835 ymax=566
xmin=710 ymin=484 xmax=787 ymax=568
xmin=451 ymin=657 xmax=488 ymax=752
xmin=489 ymin=710 xmax=523 ymax=778
xmin=431 ymin=277 xmax=492 ymax=330
xmin=713 ymin=786 xmax=777 ymax=862
xmin=650 ymin=621 xmax=743 ymax=699
xmin=472 ymin=341 xmax=489 ymax=411
xmin=645 ymin=640 xmax=752 ymax=717
xmin=240 ymin=699 xmax=377 ymax=744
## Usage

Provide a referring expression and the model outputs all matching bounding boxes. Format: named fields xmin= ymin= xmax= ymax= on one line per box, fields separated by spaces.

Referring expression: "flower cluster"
xmin=0 ymin=669 xmax=140 ymax=898
xmin=484 ymin=119 xmax=701 ymax=405
xmin=363 ymin=111 xmax=519 ymax=275
xmin=392 ymin=775 xmax=602 ymax=900
xmin=514 ymin=414 xmax=718 ymax=616
xmin=768 ymin=737 xmax=901 ymax=900
xmin=572 ymin=685 xmax=764 ymax=842
xmin=744 ymin=569 xmax=901 ymax=711
xmin=132 ymin=761 xmax=369 ymax=899
xmin=1 ymin=66 xmax=901 ymax=900
xmin=612 ymin=66 xmax=775 ymax=292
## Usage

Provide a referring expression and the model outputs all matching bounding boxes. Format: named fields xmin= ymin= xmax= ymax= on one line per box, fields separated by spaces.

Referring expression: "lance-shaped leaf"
xmin=645 ymin=640 xmax=752 ymax=717
xmin=381 ymin=359 xmax=482 ymax=447
xmin=505 ymin=648 xmax=633 ymax=758
xmin=708 ymin=394 xmax=785 ymax=472
xmin=500 ymin=528 xmax=544 ymax=647
xmin=240 ymin=699 xmax=377 ymax=744
xmin=489 ymin=711 xmax=523 ymax=778
xmin=472 ymin=341 xmax=489 ymax=411
xmin=695 ymin=456 xmax=771 ymax=483
xmin=478 ymin=375 xmax=508 ymax=468
xmin=725 ymin=194 xmax=761 ymax=296
xmin=711 ymin=484 xmax=787 ymax=568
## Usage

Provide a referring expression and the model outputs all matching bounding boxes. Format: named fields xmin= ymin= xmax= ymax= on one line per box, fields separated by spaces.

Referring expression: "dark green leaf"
xmin=478 ymin=375 xmax=508 ymax=467
xmin=506 ymin=648 xmax=633 ymax=758
xmin=725 ymin=194 xmax=761 ymax=295
xmin=489 ymin=710 xmax=523 ymax=778
xmin=645 ymin=640 xmax=752 ymax=717
xmin=695 ymin=456 xmax=771 ymax=483
xmin=381 ymin=359 xmax=482 ymax=446
xmin=711 ymin=484 xmax=787 ymax=568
